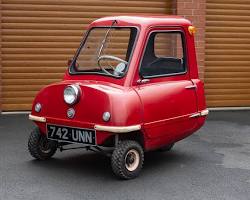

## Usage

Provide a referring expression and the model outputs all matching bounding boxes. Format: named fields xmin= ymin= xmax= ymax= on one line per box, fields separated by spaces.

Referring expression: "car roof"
xmin=91 ymin=15 xmax=192 ymax=28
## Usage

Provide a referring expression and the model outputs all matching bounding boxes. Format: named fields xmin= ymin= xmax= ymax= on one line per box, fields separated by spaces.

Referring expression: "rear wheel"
xmin=111 ymin=140 xmax=144 ymax=180
xmin=28 ymin=127 xmax=57 ymax=160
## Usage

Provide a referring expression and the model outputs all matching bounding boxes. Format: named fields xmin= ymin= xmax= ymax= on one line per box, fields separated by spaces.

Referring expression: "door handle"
xmin=137 ymin=79 xmax=150 ymax=84
xmin=185 ymin=85 xmax=197 ymax=89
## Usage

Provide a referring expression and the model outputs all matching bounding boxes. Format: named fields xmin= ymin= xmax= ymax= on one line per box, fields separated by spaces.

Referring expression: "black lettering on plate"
xmin=47 ymin=124 xmax=96 ymax=145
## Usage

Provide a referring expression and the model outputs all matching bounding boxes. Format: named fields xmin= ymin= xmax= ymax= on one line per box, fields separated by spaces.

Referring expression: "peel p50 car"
xmin=28 ymin=16 xmax=208 ymax=179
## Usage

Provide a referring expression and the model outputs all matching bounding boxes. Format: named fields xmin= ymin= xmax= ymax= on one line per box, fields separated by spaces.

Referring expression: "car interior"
xmin=140 ymin=32 xmax=185 ymax=77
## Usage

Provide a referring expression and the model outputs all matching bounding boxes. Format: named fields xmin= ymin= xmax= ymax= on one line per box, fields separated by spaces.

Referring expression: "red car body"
xmin=29 ymin=16 xmax=208 ymax=151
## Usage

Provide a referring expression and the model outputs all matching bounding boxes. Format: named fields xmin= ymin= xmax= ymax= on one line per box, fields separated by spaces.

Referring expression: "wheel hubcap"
xmin=125 ymin=149 xmax=140 ymax=172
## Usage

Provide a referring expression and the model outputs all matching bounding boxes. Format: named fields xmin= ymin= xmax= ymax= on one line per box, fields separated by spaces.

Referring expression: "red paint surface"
xmin=31 ymin=16 xmax=207 ymax=151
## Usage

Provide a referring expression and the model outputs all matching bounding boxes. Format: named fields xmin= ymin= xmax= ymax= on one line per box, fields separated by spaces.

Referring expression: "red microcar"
xmin=28 ymin=16 xmax=208 ymax=179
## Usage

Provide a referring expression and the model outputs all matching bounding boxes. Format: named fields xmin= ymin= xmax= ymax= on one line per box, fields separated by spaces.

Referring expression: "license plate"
xmin=46 ymin=124 xmax=96 ymax=145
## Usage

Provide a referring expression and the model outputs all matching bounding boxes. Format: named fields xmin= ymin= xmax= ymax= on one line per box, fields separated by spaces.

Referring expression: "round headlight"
xmin=64 ymin=85 xmax=80 ymax=105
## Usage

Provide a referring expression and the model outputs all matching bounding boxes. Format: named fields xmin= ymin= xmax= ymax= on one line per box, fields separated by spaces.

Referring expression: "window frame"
xmin=139 ymin=29 xmax=188 ymax=79
xmin=69 ymin=26 xmax=139 ymax=79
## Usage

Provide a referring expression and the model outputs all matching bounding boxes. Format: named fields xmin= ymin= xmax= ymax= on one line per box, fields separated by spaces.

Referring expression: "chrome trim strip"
xmin=185 ymin=85 xmax=197 ymax=89
xmin=190 ymin=109 xmax=209 ymax=118
xmin=200 ymin=109 xmax=209 ymax=116
xmin=94 ymin=124 xmax=141 ymax=133
xmin=2 ymin=111 xmax=31 ymax=115
xmin=144 ymin=113 xmax=191 ymax=127
xmin=29 ymin=114 xmax=46 ymax=123
xmin=190 ymin=113 xmax=200 ymax=118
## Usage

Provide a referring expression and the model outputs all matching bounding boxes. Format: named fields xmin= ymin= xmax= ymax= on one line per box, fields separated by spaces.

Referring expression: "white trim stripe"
xmin=2 ymin=111 xmax=31 ymax=115
xmin=190 ymin=109 xmax=209 ymax=118
xmin=29 ymin=114 xmax=46 ymax=123
xmin=94 ymin=124 xmax=141 ymax=133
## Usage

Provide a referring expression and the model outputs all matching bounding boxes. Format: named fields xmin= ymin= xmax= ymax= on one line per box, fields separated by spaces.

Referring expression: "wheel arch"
xmin=118 ymin=130 xmax=145 ymax=149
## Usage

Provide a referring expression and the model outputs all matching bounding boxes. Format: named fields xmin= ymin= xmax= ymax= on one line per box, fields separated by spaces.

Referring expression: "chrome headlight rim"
xmin=63 ymin=84 xmax=81 ymax=105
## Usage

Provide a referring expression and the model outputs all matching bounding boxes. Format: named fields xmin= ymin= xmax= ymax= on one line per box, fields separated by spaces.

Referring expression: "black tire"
xmin=159 ymin=143 xmax=174 ymax=152
xmin=28 ymin=127 xmax=57 ymax=160
xmin=111 ymin=140 xmax=144 ymax=180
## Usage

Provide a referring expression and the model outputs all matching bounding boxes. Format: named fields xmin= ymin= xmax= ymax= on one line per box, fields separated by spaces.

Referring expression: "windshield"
xmin=71 ymin=27 xmax=137 ymax=77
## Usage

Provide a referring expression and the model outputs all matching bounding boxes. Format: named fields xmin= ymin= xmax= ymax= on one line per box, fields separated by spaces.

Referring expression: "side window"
xmin=140 ymin=32 xmax=186 ymax=78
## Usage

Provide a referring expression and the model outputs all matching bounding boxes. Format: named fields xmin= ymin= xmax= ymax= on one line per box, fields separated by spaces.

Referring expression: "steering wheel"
xmin=97 ymin=55 xmax=128 ymax=76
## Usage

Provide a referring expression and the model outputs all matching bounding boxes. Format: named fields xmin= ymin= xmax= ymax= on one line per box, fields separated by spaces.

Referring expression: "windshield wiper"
xmin=97 ymin=20 xmax=117 ymax=58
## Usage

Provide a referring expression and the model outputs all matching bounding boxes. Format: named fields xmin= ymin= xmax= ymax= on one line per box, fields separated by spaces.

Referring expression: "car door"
xmin=134 ymin=29 xmax=198 ymax=141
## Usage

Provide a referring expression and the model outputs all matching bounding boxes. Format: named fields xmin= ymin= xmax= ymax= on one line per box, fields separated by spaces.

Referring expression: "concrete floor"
xmin=0 ymin=111 xmax=249 ymax=200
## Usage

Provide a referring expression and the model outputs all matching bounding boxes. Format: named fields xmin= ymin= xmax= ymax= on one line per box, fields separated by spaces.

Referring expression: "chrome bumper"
xmin=29 ymin=114 xmax=46 ymax=122
xmin=29 ymin=114 xmax=141 ymax=133
xmin=94 ymin=124 xmax=141 ymax=133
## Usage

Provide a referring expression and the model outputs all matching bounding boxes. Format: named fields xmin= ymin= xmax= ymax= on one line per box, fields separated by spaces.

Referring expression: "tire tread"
xmin=28 ymin=127 xmax=57 ymax=160
xmin=111 ymin=140 xmax=144 ymax=179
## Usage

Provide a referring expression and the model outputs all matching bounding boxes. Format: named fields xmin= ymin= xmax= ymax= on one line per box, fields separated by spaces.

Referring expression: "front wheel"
xmin=28 ymin=127 xmax=57 ymax=160
xmin=111 ymin=140 xmax=144 ymax=180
